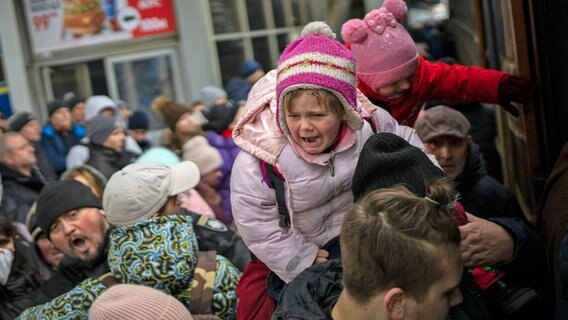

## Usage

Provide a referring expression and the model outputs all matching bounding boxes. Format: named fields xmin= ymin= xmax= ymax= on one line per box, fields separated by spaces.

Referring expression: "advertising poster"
xmin=24 ymin=0 xmax=177 ymax=55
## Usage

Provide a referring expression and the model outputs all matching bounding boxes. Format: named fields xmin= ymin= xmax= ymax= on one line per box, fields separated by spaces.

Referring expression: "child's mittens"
xmin=497 ymin=74 xmax=536 ymax=117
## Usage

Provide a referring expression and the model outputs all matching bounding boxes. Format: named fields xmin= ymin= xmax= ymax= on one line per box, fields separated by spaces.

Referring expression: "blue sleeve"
xmin=40 ymin=137 xmax=66 ymax=174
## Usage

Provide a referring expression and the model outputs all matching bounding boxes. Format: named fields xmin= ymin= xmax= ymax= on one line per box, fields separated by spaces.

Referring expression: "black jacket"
xmin=187 ymin=209 xmax=250 ymax=271
xmin=86 ymin=143 xmax=138 ymax=179
xmin=0 ymin=164 xmax=45 ymax=223
xmin=455 ymin=144 xmax=523 ymax=220
xmin=0 ymin=237 xmax=44 ymax=320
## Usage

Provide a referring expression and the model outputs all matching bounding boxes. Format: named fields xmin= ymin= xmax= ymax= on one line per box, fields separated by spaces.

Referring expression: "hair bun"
xmin=341 ymin=19 xmax=368 ymax=44
xmin=300 ymin=21 xmax=336 ymax=39
xmin=382 ymin=0 xmax=407 ymax=22
xmin=151 ymin=96 xmax=170 ymax=114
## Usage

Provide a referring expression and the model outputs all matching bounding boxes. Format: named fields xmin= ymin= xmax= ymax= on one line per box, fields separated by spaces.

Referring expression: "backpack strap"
xmin=363 ymin=116 xmax=377 ymax=133
xmin=190 ymin=251 xmax=218 ymax=316
xmin=260 ymin=161 xmax=290 ymax=229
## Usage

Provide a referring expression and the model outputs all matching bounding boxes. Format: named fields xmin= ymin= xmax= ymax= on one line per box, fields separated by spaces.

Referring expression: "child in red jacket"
xmin=341 ymin=0 xmax=533 ymax=126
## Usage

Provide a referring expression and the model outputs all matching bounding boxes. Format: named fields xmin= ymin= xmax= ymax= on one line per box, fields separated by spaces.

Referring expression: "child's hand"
xmin=498 ymin=74 xmax=536 ymax=117
xmin=314 ymin=249 xmax=329 ymax=264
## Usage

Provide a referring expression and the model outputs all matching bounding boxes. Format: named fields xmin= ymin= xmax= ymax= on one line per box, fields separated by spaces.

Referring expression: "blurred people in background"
xmin=8 ymin=111 xmax=56 ymax=181
xmin=0 ymin=132 xmax=45 ymax=223
xmin=225 ymin=59 xmax=265 ymax=103
xmin=127 ymin=110 xmax=152 ymax=152
xmin=40 ymin=100 xmax=85 ymax=176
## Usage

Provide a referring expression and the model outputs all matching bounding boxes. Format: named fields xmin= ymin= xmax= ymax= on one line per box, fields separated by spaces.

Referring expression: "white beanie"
xmin=89 ymin=284 xmax=193 ymax=320
xmin=182 ymin=136 xmax=223 ymax=175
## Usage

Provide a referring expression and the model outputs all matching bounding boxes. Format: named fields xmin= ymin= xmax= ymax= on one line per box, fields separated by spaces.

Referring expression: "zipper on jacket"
xmin=328 ymin=153 xmax=335 ymax=177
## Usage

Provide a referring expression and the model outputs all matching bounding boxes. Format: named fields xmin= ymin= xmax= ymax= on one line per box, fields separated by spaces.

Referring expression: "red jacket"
xmin=358 ymin=56 xmax=506 ymax=126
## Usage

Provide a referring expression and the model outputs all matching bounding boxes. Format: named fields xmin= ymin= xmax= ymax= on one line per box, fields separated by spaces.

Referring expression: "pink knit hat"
xmin=89 ymin=284 xmax=193 ymax=320
xmin=342 ymin=0 xmax=419 ymax=90
xmin=276 ymin=21 xmax=363 ymax=135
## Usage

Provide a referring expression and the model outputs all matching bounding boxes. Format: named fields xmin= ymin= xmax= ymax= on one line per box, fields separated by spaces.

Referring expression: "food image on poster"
xmin=62 ymin=0 xmax=106 ymax=36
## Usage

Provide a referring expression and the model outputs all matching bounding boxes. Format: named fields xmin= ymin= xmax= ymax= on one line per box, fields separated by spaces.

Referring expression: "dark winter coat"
xmin=86 ymin=143 xmax=138 ymax=179
xmin=205 ymin=130 xmax=240 ymax=223
xmin=33 ymin=142 xmax=57 ymax=182
xmin=0 ymin=237 xmax=43 ymax=320
xmin=40 ymin=123 xmax=85 ymax=175
xmin=455 ymin=143 xmax=523 ymax=220
xmin=0 ymin=164 xmax=45 ymax=224
xmin=187 ymin=209 xmax=250 ymax=271
xmin=225 ymin=76 xmax=253 ymax=103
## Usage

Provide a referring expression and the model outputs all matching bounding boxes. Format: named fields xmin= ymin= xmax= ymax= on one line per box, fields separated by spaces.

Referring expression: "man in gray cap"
xmin=415 ymin=105 xmax=523 ymax=220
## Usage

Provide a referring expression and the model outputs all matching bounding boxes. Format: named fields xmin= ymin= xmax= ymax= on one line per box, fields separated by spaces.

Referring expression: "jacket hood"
xmin=108 ymin=215 xmax=199 ymax=305
xmin=232 ymin=69 xmax=288 ymax=164
xmin=232 ymin=69 xmax=363 ymax=165
xmin=86 ymin=95 xmax=118 ymax=122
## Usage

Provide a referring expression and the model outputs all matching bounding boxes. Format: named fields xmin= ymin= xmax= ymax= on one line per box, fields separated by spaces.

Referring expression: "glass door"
xmin=105 ymin=48 xmax=183 ymax=129
xmin=41 ymin=62 xmax=95 ymax=101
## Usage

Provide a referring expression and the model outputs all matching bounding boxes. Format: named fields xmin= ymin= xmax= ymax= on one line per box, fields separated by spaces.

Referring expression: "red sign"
xmin=24 ymin=0 xmax=178 ymax=55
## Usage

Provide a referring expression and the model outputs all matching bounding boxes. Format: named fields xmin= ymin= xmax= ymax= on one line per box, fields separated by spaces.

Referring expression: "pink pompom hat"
xmin=341 ymin=0 xmax=419 ymax=91
xmin=276 ymin=21 xmax=363 ymax=135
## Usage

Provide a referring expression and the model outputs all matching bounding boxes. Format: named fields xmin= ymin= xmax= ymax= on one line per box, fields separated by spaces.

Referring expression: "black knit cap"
xmin=8 ymin=112 xmax=36 ymax=132
xmin=47 ymin=99 xmax=69 ymax=117
xmin=36 ymin=180 xmax=102 ymax=238
xmin=352 ymin=133 xmax=446 ymax=201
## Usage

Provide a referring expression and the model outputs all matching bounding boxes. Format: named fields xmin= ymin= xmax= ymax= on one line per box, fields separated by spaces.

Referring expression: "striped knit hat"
xmin=276 ymin=21 xmax=363 ymax=135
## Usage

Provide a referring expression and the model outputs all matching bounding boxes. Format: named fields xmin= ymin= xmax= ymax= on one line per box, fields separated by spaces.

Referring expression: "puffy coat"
xmin=206 ymin=130 xmax=240 ymax=223
xmin=358 ymin=56 xmax=506 ymax=126
xmin=17 ymin=215 xmax=240 ymax=320
xmin=230 ymin=70 xmax=427 ymax=283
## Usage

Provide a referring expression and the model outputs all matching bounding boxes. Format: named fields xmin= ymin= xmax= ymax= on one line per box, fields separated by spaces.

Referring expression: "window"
xmin=209 ymin=0 xmax=323 ymax=86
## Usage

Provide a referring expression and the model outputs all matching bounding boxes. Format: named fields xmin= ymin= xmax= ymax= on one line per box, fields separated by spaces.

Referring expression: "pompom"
xmin=382 ymin=0 xmax=407 ymax=22
xmin=301 ymin=21 xmax=336 ymax=39
xmin=341 ymin=19 xmax=368 ymax=44
xmin=151 ymin=95 xmax=170 ymax=114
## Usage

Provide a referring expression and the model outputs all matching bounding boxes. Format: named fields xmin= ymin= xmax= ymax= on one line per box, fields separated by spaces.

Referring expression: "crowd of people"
xmin=0 ymin=0 xmax=564 ymax=319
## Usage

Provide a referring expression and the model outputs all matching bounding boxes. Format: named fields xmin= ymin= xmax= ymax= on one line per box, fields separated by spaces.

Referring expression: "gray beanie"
xmin=199 ymin=86 xmax=227 ymax=108
xmin=87 ymin=115 xmax=121 ymax=146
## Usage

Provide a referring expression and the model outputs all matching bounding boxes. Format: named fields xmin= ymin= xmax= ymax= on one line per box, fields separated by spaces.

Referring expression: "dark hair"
xmin=0 ymin=212 xmax=14 ymax=239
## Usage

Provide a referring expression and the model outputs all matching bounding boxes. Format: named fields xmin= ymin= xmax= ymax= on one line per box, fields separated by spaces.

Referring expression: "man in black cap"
xmin=30 ymin=179 xmax=111 ymax=303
